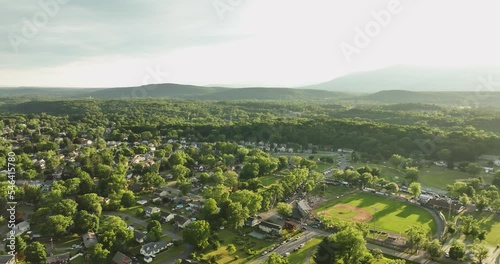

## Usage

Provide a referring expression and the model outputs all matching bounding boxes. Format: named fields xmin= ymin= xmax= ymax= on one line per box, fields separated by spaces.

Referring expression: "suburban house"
xmin=45 ymin=252 xmax=70 ymax=264
xmin=245 ymin=217 xmax=259 ymax=227
xmin=297 ymin=200 xmax=312 ymax=218
xmin=82 ymin=232 xmax=98 ymax=248
xmin=134 ymin=230 xmax=147 ymax=244
xmin=0 ymin=255 xmax=15 ymax=264
xmin=160 ymin=211 xmax=175 ymax=223
xmin=136 ymin=199 xmax=148 ymax=205
xmin=154 ymin=190 xmax=168 ymax=197
xmin=140 ymin=240 xmax=172 ymax=257
xmin=258 ymin=221 xmax=282 ymax=234
xmin=14 ymin=221 xmax=30 ymax=235
xmin=174 ymin=215 xmax=192 ymax=229
xmin=144 ymin=207 xmax=161 ymax=218
xmin=112 ymin=251 xmax=133 ymax=264
xmin=338 ymin=148 xmax=354 ymax=153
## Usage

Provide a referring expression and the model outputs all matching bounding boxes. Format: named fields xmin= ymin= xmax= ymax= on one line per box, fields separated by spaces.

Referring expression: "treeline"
xmin=2 ymin=100 xmax=500 ymax=161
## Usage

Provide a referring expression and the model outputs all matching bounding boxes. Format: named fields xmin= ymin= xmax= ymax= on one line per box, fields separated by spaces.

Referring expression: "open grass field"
xmin=201 ymin=229 xmax=274 ymax=263
xmin=476 ymin=212 xmax=500 ymax=246
xmin=311 ymin=185 xmax=356 ymax=200
xmin=352 ymin=163 xmax=495 ymax=191
xmin=288 ymin=237 xmax=322 ymax=264
xmin=258 ymin=175 xmax=279 ymax=186
xmin=315 ymin=193 xmax=437 ymax=234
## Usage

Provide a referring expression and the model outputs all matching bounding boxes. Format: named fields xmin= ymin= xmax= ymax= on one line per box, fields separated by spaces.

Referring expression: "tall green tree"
xmin=183 ymin=220 xmax=211 ymax=250
xmin=405 ymin=225 xmax=429 ymax=254
xmin=409 ymin=182 xmax=422 ymax=199
xmin=314 ymin=227 xmax=371 ymax=264
xmin=25 ymin=242 xmax=47 ymax=264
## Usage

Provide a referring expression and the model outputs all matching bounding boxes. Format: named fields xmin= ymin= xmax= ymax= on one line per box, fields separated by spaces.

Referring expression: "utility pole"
xmin=448 ymin=199 xmax=452 ymax=220
xmin=50 ymin=237 xmax=54 ymax=251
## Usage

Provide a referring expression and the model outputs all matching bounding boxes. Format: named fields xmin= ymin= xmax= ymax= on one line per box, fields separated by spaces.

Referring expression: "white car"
xmin=445 ymin=252 xmax=449 ymax=258
xmin=144 ymin=256 xmax=153 ymax=263
xmin=284 ymin=252 xmax=290 ymax=257
xmin=261 ymin=251 xmax=268 ymax=256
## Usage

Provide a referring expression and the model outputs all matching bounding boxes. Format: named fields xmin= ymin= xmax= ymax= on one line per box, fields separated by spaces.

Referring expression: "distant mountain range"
xmin=304 ymin=65 xmax=500 ymax=93
xmin=1 ymin=66 xmax=499 ymax=105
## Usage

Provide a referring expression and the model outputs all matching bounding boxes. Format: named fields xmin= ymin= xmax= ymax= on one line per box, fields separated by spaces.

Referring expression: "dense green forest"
xmin=2 ymin=99 xmax=500 ymax=161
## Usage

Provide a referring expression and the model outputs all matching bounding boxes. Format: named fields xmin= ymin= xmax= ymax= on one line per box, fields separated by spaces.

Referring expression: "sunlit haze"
xmin=1 ymin=0 xmax=500 ymax=87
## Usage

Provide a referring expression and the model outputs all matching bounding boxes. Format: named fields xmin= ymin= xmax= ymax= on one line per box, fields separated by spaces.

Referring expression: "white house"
xmin=144 ymin=207 xmax=161 ymax=218
xmin=140 ymin=241 xmax=172 ymax=257
xmin=14 ymin=221 xmax=30 ymax=235
xmin=160 ymin=211 xmax=175 ymax=223
xmin=82 ymin=232 xmax=97 ymax=248
xmin=258 ymin=221 xmax=282 ymax=234
xmin=174 ymin=215 xmax=192 ymax=229
xmin=134 ymin=230 xmax=147 ymax=244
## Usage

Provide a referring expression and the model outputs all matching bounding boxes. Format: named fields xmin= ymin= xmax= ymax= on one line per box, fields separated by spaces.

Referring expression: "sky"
xmin=1 ymin=0 xmax=500 ymax=88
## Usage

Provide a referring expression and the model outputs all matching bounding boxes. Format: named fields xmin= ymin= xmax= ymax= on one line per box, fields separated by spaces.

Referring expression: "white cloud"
xmin=1 ymin=0 xmax=500 ymax=87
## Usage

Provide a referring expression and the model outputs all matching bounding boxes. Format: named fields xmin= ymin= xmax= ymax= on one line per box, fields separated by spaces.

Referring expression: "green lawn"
xmin=257 ymin=175 xmax=279 ymax=186
xmin=476 ymin=212 xmax=500 ymax=246
xmin=311 ymin=185 xmax=355 ymax=200
xmin=69 ymin=255 xmax=85 ymax=264
xmin=418 ymin=166 xmax=472 ymax=189
xmin=151 ymin=244 xmax=186 ymax=264
xmin=352 ymin=163 xmax=495 ymax=190
xmin=315 ymin=193 xmax=437 ymax=235
xmin=202 ymin=229 xmax=275 ymax=263
xmin=315 ymin=162 xmax=334 ymax=171
xmin=288 ymin=237 xmax=322 ymax=264
xmin=371 ymin=254 xmax=419 ymax=264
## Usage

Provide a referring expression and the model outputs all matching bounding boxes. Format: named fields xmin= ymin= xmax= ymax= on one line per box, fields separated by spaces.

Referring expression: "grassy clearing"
xmin=475 ymin=212 xmax=500 ymax=246
xmin=311 ymin=185 xmax=355 ymax=200
xmin=287 ymin=237 xmax=322 ymax=264
xmin=315 ymin=162 xmax=333 ymax=171
xmin=151 ymin=244 xmax=187 ymax=264
xmin=315 ymin=193 xmax=437 ymax=234
xmin=258 ymin=175 xmax=279 ymax=186
xmin=202 ymin=229 xmax=275 ymax=264
xmin=351 ymin=162 xmax=496 ymax=190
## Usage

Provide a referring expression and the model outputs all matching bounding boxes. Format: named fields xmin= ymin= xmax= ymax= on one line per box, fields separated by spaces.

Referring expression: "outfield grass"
xmin=315 ymin=193 xmax=437 ymax=234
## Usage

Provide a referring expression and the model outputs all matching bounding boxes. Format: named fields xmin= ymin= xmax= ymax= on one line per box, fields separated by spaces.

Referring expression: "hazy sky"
xmin=1 ymin=0 xmax=500 ymax=87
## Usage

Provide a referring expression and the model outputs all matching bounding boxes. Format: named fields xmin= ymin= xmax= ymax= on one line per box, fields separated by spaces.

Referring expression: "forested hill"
xmin=2 ymin=85 xmax=500 ymax=106
xmin=190 ymin=88 xmax=349 ymax=100
xmin=81 ymin=83 xmax=230 ymax=99
xmin=358 ymin=90 xmax=500 ymax=106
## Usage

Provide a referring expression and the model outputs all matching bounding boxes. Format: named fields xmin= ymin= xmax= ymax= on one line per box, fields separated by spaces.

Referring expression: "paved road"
xmin=251 ymin=231 xmax=321 ymax=264
xmin=255 ymin=210 xmax=448 ymax=264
